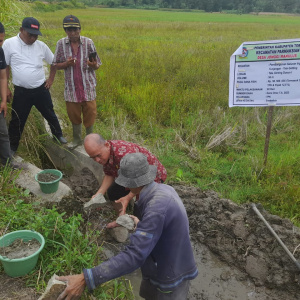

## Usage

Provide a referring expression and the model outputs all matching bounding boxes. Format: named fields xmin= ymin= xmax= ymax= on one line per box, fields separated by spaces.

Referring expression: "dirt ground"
xmin=1 ymin=168 xmax=300 ymax=299
xmin=176 ymin=184 xmax=300 ymax=300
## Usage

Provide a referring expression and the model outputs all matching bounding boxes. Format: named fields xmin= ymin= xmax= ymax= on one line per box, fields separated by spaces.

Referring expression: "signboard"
xmin=229 ymin=39 xmax=300 ymax=107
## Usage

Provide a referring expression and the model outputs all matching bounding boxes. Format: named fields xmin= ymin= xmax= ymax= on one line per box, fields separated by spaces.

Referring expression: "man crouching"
xmin=57 ymin=152 xmax=198 ymax=300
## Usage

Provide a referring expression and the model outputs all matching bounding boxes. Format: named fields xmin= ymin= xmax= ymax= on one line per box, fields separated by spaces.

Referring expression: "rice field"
xmin=22 ymin=7 xmax=300 ymax=224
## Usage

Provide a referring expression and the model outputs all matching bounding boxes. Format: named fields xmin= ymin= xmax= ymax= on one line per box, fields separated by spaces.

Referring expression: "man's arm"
xmin=94 ymin=174 xmax=114 ymax=196
xmin=87 ymin=59 xmax=100 ymax=70
xmin=0 ymin=68 xmax=7 ymax=117
xmin=115 ymin=191 xmax=135 ymax=215
xmin=57 ymin=274 xmax=86 ymax=300
xmin=87 ymin=41 xmax=101 ymax=71
xmin=5 ymin=66 xmax=12 ymax=103
xmin=55 ymin=57 xmax=76 ymax=70
xmin=44 ymin=64 xmax=56 ymax=89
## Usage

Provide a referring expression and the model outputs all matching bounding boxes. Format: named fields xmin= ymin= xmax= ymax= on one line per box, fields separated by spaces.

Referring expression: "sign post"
xmin=229 ymin=39 xmax=300 ymax=165
xmin=263 ymin=106 xmax=274 ymax=167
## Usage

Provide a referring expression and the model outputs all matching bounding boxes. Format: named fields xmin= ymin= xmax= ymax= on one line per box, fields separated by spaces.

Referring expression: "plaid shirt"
xmin=103 ymin=140 xmax=167 ymax=183
xmin=53 ymin=36 xmax=101 ymax=103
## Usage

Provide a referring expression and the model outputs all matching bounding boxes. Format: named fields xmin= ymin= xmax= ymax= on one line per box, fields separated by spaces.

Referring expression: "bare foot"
xmin=106 ymin=221 xmax=120 ymax=229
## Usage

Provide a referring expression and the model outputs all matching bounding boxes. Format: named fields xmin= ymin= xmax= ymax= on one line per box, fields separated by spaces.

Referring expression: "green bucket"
xmin=35 ymin=169 xmax=63 ymax=194
xmin=0 ymin=230 xmax=45 ymax=277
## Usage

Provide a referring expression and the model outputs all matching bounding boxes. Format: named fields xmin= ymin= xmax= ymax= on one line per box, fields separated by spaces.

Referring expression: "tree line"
xmin=95 ymin=0 xmax=300 ymax=13
xmin=26 ymin=0 xmax=300 ymax=14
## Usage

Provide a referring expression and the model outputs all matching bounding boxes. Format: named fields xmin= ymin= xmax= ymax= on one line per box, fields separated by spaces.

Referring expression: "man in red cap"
xmin=2 ymin=17 xmax=67 ymax=155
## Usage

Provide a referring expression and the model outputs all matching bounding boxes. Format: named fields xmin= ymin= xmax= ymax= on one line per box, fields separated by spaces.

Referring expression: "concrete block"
xmin=109 ymin=227 xmax=129 ymax=243
xmin=38 ymin=274 xmax=66 ymax=300
xmin=116 ymin=214 xmax=135 ymax=231
xmin=84 ymin=193 xmax=107 ymax=212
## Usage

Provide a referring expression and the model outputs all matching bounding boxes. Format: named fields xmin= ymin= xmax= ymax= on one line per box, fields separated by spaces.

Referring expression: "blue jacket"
xmin=83 ymin=182 xmax=198 ymax=291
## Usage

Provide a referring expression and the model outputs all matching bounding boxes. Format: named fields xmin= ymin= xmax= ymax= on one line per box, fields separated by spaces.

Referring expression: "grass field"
xmin=29 ymin=8 xmax=300 ymax=225
xmin=2 ymin=5 xmax=300 ymax=298
xmin=8 ymin=7 xmax=300 ymax=225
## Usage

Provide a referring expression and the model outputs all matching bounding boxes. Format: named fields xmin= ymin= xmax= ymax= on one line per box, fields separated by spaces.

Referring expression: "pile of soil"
xmin=0 ymin=274 xmax=37 ymax=300
xmin=61 ymin=167 xmax=99 ymax=201
xmin=174 ymin=184 xmax=300 ymax=299
xmin=57 ymin=167 xmax=100 ymax=216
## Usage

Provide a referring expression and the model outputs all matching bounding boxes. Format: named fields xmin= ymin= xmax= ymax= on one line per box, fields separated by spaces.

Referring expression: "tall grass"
xmin=37 ymin=8 xmax=300 ymax=225
xmin=0 ymin=0 xmax=27 ymax=37
xmin=2 ymin=4 xmax=300 ymax=297
xmin=0 ymin=7 xmax=290 ymax=226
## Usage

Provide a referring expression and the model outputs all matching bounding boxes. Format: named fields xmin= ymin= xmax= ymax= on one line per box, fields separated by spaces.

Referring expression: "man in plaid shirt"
xmin=53 ymin=15 xmax=101 ymax=149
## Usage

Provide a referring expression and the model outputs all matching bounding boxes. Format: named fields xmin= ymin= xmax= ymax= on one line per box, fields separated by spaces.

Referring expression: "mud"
xmin=61 ymin=167 xmax=99 ymax=201
xmin=74 ymin=170 xmax=300 ymax=300
xmin=2 ymin=169 xmax=300 ymax=299
xmin=0 ymin=238 xmax=40 ymax=259
xmin=37 ymin=173 xmax=59 ymax=183
xmin=0 ymin=274 xmax=37 ymax=300
xmin=175 ymin=184 xmax=300 ymax=300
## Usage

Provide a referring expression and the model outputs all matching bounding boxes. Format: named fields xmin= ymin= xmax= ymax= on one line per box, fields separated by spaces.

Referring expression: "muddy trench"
xmin=58 ymin=168 xmax=300 ymax=300
xmin=2 ymin=167 xmax=300 ymax=300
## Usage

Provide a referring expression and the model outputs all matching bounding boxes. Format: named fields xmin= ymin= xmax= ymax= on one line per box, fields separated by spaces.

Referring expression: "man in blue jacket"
xmin=58 ymin=152 xmax=198 ymax=300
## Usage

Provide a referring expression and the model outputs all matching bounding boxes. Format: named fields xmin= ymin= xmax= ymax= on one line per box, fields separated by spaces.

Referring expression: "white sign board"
xmin=229 ymin=39 xmax=300 ymax=107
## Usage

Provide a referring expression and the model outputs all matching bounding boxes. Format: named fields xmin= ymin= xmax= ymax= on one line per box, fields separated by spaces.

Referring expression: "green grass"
xmin=3 ymin=4 xmax=300 ymax=297
xmin=0 ymin=176 xmax=133 ymax=299
xmin=28 ymin=8 xmax=300 ymax=226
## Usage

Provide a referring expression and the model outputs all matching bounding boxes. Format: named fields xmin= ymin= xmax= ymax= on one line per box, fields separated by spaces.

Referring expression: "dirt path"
xmin=1 ymin=169 xmax=300 ymax=299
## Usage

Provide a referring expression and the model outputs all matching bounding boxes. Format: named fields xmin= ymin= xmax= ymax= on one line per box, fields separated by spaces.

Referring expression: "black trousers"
xmin=107 ymin=181 xmax=130 ymax=201
xmin=9 ymin=84 xmax=63 ymax=152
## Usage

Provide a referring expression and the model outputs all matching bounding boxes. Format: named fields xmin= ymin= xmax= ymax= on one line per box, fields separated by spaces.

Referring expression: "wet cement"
xmin=0 ymin=239 xmax=40 ymax=259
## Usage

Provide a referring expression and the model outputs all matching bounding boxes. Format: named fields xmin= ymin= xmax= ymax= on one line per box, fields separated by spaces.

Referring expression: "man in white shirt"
xmin=3 ymin=17 xmax=67 ymax=155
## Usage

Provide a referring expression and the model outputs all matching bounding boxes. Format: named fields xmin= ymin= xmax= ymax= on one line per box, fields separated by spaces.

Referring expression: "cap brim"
xmin=24 ymin=28 xmax=42 ymax=36
xmin=63 ymin=24 xmax=81 ymax=28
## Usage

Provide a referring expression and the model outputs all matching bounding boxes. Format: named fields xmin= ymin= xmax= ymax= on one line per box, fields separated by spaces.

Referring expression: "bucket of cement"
xmin=35 ymin=169 xmax=63 ymax=194
xmin=0 ymin=230 xmax=45 ymax=277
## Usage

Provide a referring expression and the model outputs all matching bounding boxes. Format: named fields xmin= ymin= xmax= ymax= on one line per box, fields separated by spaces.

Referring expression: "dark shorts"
xmin=139 ymin=279 xmax=190 ymax=300
xmin=107 ymin=181 xmax=130 ymax=201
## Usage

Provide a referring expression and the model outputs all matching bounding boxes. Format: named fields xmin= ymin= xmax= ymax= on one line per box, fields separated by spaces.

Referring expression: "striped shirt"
xmin=53 ymin=36 xmax=101 ymax=103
